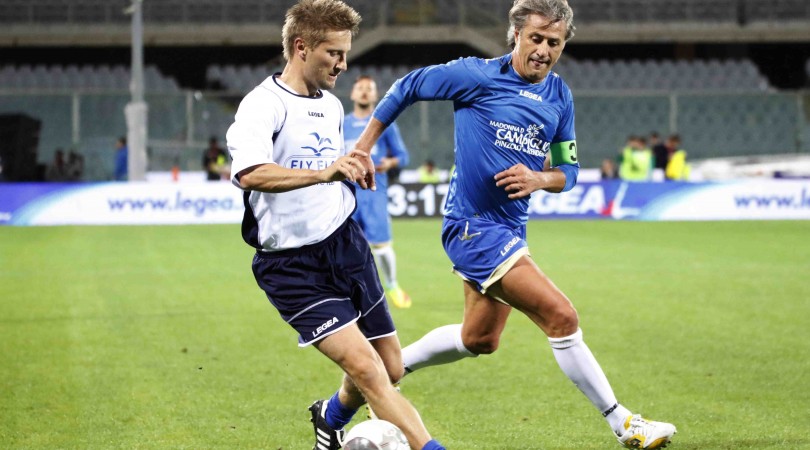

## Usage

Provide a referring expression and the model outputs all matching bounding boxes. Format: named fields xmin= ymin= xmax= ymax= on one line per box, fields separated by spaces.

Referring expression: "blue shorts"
xmin=441 ymin=216 xmax=529 ymax=293
xmin=353 ymin=188 xmax=392 ymax=245
xmin=251 ymin=219 xmax=395 ymax=347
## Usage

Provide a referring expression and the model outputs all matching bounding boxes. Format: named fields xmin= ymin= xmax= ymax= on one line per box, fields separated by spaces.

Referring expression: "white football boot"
xmin=616 ymin=414 xmax=677 ymax=449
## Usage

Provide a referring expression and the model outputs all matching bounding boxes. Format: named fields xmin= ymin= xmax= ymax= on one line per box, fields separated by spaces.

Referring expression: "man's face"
xmin=512 ymin=14 xmax=567 ymax=84
xmin=350 ymin=78 xmax=379 ymax=108
xmin=302 ymin=29 xmax=352 ymax=92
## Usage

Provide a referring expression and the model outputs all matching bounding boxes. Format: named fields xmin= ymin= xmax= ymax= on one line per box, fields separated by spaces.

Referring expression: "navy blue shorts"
xmin=252 ymin=219 xmax=395 ymax=347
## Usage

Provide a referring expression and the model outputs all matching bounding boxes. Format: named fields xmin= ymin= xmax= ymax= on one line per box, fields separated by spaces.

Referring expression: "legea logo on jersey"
xmin=519 ymin=90 xmax=543 ymax=102
xmin=490 ymin=120 xmax=549 ymax=157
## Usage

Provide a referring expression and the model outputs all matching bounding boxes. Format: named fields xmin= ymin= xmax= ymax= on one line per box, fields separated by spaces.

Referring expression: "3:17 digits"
xmin=387 ymin=183 xmax=449 ymax=217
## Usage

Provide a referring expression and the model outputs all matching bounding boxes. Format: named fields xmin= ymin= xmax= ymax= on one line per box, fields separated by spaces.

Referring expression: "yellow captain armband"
xmin=550 ymin=140 xmax=578 ymax=166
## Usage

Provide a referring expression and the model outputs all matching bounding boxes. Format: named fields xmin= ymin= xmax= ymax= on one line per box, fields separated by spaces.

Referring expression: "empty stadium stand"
xmin=1 ymin=57 xmax=805 ymax=178
xmin=0 ymin=64 xmax=179 ymax=92
xmin=1 ymin=0 xmax=809 ymax=47
xmin=0 ymin=1 xmax=808 ymax=180
xmin=2 ymin=0 xmax=808 ymax=26
xmin=204 ymin=58 xmax=772 ymax=95
xmin=554 ymin=58 xmax=771 ymax=92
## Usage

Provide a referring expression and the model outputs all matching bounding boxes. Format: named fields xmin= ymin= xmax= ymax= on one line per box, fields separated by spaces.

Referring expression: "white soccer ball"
xmin=343 ymin=419 xmax=410 ymax=450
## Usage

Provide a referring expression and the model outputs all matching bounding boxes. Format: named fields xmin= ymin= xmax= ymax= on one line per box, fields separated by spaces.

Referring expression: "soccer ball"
xmin=343 ymin=419 xmax=410 ymax=450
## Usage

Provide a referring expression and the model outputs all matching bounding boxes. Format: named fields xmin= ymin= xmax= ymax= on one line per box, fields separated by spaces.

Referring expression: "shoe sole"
xmin=623 ymin=435 xmax=673 ymax=449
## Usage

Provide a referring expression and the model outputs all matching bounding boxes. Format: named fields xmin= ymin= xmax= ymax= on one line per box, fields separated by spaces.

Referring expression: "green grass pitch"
xmin=1 ymin=220 xmax=809 ymax=449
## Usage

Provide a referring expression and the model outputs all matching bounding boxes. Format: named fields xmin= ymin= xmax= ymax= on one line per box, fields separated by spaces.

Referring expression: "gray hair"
xmin=507 ymin=0 xmax=575 ymax=47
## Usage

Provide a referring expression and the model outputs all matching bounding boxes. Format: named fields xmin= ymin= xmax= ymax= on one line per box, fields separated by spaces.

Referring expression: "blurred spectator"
xmin=114 ymin=137 xmax=128 ymax=181
xmin=600 ymin=158 xmax=617 ymax=179
xmin=618 ymin=135 xmax=653 ymax=181
xmin=46 ymin=148 xmax=68 ymax=181
xmin=202 ymin=136 xmax=229 ymax=181
xmin=418 ymin=159 xmax=441 ymax=183
xmin=66 ymin=150 xmax=84 ymax=181
xmin=664 ymin=135 xmax=690 ymax=180
xmin=651 ymin=131 xmax=669 ymax=172
xmin=648 ymin=131 xmax=661 ymax=150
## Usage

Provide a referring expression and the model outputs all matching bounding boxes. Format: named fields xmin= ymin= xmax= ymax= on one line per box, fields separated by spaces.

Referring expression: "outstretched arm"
xmin=237 ymin=149 xmax=375 ymax=193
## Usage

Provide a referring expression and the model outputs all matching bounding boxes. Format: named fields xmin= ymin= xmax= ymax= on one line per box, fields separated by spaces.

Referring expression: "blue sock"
xmin=324 ymin=391 xmax=357 ymax=430
xmin=421 ymin=439 xmax=446 ymax=450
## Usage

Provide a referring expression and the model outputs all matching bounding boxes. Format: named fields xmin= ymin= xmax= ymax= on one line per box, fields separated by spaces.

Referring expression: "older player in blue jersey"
xmin=345 ymin=75 xmax=413 ymax=308
xmin=351 ymin=0 xmax=676 ymax=448
xmin=225 ymin=1 xmax=445 ymax=449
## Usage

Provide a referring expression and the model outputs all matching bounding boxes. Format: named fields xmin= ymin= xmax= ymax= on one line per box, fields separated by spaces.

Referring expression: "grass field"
xmin=1 ymin=220 xmax=809 ymax=449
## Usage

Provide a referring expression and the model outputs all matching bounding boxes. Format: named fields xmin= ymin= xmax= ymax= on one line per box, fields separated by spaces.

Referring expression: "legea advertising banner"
xmin=527 ymin=180 xmax=810 ymax=220
xmin=1 ymin=180 xmax=809 ymax=225
xmin=0 ymin=182 xmax=244 ymax=225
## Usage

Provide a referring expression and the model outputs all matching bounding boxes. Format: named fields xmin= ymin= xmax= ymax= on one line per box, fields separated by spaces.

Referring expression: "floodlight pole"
xmin=125 ymin=0 xmax=148 ymax=181
xmin=131 ymin=0 xmax=143 ymax=104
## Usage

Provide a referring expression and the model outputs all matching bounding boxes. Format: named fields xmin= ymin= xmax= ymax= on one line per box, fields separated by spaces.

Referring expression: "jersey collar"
xmin=272 ymin=74 xmax=324 ymax=99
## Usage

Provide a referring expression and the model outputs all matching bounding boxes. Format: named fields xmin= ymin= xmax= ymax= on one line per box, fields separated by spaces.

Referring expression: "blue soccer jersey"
xmin=374 ymin=53 xmax=578 ymax=230
xmin=344 ymin=113 xmax=410 ymax=244
xmin=344 ymin=113 xmax=410 ymax=192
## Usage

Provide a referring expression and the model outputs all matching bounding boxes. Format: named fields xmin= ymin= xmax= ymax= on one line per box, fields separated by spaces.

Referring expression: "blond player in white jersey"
xmin=225 ymin=1 xmax=445 ymax=449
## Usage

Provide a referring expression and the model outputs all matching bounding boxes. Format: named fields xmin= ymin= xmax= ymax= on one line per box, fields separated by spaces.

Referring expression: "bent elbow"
xmin=235 ymin=165 xmax=265 ymax=191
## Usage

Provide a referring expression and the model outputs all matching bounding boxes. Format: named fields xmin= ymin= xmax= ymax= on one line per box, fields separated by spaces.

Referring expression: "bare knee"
xmin=343 ymin=357 xmax=388 ymax=395
xmin=461 ymin=331 xmax=501 ymax=355
xmin=544 ymin=303 xmax=579 ymax=337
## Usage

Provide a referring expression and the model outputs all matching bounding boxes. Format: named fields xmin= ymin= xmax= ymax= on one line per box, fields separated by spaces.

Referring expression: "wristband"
xmin=557 ymin=164 xmax=579 ymax=192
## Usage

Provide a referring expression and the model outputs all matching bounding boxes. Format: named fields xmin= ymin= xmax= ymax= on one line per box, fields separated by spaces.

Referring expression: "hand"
xmin=340 ymin=149 xmax=376 ymax=190
xmin=322 ymin=152 xmax=371 ymax=187
xmin=494 ymin=163 xmax=542 ymax=199
xmin=351 ymin=149 xmax=376 ymax=190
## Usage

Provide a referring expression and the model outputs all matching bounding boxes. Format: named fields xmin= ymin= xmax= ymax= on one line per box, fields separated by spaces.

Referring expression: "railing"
xmin=1 ymin=88 xmax=808 ymax=181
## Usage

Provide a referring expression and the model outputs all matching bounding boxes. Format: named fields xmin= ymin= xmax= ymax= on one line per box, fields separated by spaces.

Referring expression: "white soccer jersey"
xmin=226 ymin=75 xmax=355 ymax=251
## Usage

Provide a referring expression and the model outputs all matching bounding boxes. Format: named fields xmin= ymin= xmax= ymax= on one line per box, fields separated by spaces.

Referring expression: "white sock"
xmin=603 ymin=403 xmax=633 ymax=435
xmin=548 ymin=328 xmax=632 ymax=434
xmin=402 ymin=324 xmax=477 ymax=373
xmin=372 ymin=245 xmax=397 ymax=289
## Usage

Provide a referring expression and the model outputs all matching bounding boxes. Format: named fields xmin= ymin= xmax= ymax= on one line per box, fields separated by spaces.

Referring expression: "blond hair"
xmin=281 ymin=0 xmax=362 ymax=61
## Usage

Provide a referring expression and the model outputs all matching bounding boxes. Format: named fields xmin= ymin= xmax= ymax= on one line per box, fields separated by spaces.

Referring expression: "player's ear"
xmin=295 ymin=38 xmax=307 ymax=60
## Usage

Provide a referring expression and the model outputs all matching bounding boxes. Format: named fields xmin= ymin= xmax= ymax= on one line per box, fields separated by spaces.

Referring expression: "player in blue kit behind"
xmin=350 ymin=0 xmax=677 ymax=448
xmin=345 ymin=75 xmax=412 ymax=308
